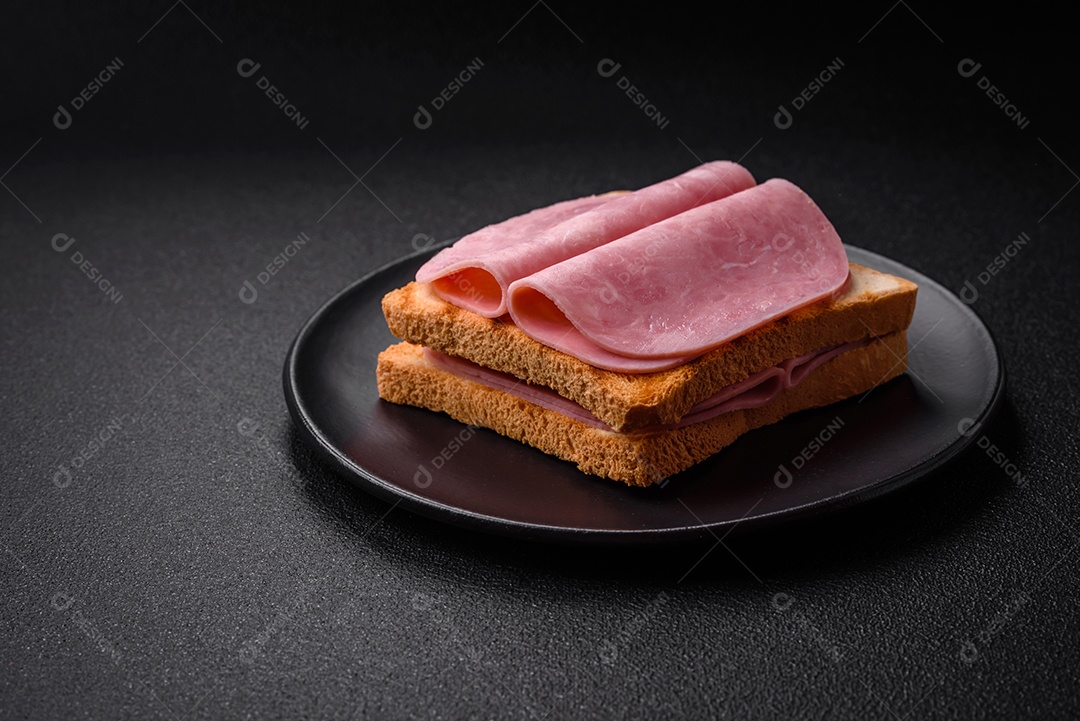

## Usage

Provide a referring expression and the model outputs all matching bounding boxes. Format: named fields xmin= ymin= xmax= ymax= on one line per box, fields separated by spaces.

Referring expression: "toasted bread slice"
xmin=382 ymin=263 xmax=916 ymax=432
xmin=376 ymin=332 xmax=908 ymax=486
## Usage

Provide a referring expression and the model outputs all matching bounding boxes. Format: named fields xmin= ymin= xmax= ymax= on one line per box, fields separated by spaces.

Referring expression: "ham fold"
xmin=506 ymin=179 xmax=850 ymax=372
xmin=423 ymin=339 xmax=865 ymax=431
xmin=415 ymin=160 xmax=756 ymax=317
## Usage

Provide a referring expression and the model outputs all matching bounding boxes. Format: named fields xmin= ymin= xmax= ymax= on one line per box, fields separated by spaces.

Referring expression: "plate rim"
xmin=283 ymin=244 xmax=1007 ymax=545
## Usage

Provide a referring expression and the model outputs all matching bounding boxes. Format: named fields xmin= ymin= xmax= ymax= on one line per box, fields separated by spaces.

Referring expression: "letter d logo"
xmin=413 ymin=105 xmax=433 ymax=130
xmin=774 ymin=464 xmax=793 ymax=488
xmin=771 ymin=592 xmax=794 ymax=611
xmin=51 ymin=233 xmax=76 ymax=253
xmin=411 ymin=233 xmax=435 ymax=251
xmin=239 ymin=280 xmax=258 ymax=304
xmin=957 ymin=417 xmax=979 ymax=438
xmin=772 ymin=233 xmax=794 ymax=252
xmin=237 ymin=417 xmax=259 ymax=437
xmin=596 ymin=58 xmax=621 ymax=78
xmin=411 ymin=592 xmax=434 ymax=611
xmin=414 ymin=464 xmax=433 ymax=488
xmin=773 ymin=105 xmax=793 ymax=130
xmin=237 ymin=58 xmax=261 ymax=78
xmin=958 ymin=279 xmax=979 ymax=305
xmin=53 ymin=104 xmax=72 ymax=130
xmin=51 ymin=592 xmax=74 ymax=611
xmin=957 ymin=58 xmax=981 ymax=78
xmin=52 ymin=464 xmax=72 ymax=489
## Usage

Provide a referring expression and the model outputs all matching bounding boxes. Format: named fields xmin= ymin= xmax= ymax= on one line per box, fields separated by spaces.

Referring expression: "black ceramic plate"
xmin=284 ymin=245 xmax=1004 ymax=545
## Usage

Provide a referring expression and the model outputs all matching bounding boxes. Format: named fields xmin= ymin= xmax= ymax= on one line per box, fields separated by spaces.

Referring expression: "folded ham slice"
xmin=422 ymin=338 xmax=865 ymax=431
xmin=415 ymin=160 xmax=756 ymax=317
xmin=506 ymin=179 xmax=850 ymax=372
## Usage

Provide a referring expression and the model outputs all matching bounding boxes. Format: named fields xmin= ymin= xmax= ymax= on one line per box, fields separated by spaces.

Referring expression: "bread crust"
xmin=376 ymin=332 xmax=908 ymax=486
xmin=382 ymin=264 xmax=916 ymax=431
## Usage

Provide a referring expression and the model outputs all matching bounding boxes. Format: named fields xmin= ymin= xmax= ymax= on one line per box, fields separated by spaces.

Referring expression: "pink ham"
xmin=415 ymin=193 xmax=616 ymax=316
xmin=670 ymin=339 xmax=861 ymax=425
xmin=506 ymin=179 xmax=850 ymax=372
xmin=423 ymin=339 xmax=865 ymax=432
xmin=415 ymin=161 xmax=756 ymax=317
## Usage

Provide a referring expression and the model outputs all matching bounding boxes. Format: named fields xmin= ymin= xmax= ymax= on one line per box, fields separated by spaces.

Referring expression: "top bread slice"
xmin=382 ymin=263 xmax=917 ymax=432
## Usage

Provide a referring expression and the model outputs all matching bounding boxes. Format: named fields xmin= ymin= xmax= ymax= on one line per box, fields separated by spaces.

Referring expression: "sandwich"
xmin=375 ymin=162 xmax=918 ymax=486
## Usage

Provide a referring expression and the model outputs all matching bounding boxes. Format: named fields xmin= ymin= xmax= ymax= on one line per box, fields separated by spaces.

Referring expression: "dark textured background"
xmin=2 ymin=3 xmax=1078 ymax=719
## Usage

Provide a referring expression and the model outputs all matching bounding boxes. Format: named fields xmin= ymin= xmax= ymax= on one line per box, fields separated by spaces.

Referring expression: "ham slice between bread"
xmin=377 ymin=332 xmax=909 ymax=486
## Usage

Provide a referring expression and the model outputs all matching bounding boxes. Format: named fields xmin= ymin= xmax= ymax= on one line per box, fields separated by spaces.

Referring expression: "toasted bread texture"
xmin=382 ymin=263 xmax=916 ymax=432
xmin=376 ymin=332 xmax=908 ymax=486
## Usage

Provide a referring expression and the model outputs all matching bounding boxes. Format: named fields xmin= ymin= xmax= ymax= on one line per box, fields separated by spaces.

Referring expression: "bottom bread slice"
xmin=376 ymin=333 xmax=908 ymax=486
